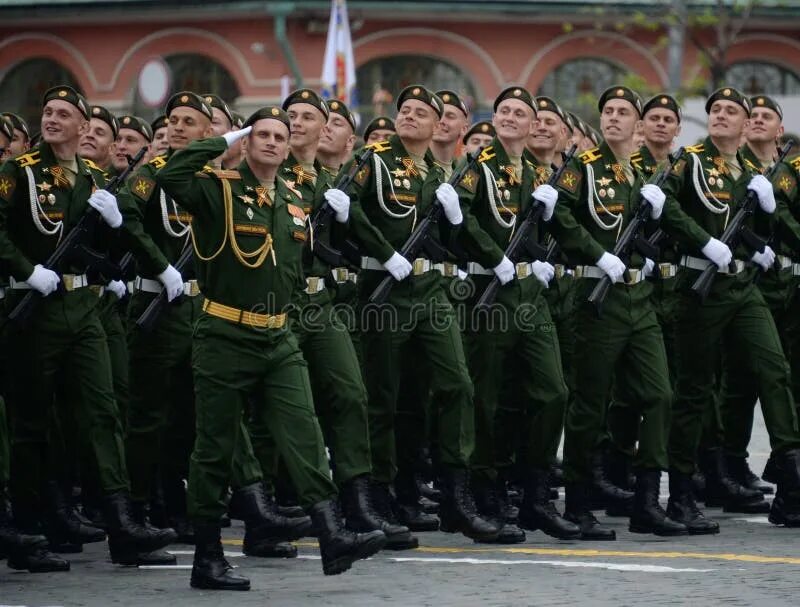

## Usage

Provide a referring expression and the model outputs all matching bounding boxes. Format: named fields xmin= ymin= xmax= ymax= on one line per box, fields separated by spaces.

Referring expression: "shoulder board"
xmin=13 ymin=150 xmax=40 ymax=168
xmin=478 ymin=146 xmax=495 ymax=164
xmin=684 ymin=143 xmax=704 ymax=154
xmin=287 ymin=203 xmax=306 ymax=221
xmin=630 ymin=151 xmax=643 ymax=171
xmin=579 ymin=147 xmax=602 ymax=164
xmin=743 ymin=158 xmax=760 ymax=173
xmin=197 ymin=166 xmax=241 ymax=180
xmin=82 ymin=158 xmax=102 ymax=172
xmin=365 ymin=140 xmax=392 ymax=154
xmin=148 ymin=155 xmax=167 ymax=169
xmin=790 ymin=156 xmax=800 ymax=174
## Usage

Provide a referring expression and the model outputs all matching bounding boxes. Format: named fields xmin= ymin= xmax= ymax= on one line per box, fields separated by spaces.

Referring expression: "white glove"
xmin=493 ymin=256 xmax=515 ymax=285
xmin=643 ymin=258 xmax=655 ymax=277
xmin=324 ymin=188 xmax=350 ymax=223
xmin=747 ymin=174 xmax=776 ymax=214
xmin=457 ymin=269 xmax=468 ymax=281
xmin=106 ymin=279 xmax=127 ymax=299
xmin=88 ymin=190 xmax=123 ymax=228
xmin=157 ymin=264 xmax=184 ymax=302
xmin=701 ymin=237 xmax=733 ymax=270
xmin=25 ymin=264 xmax=60 ymax=296
xmin=532 ymin=184 xmax=558 ymax=222
xmin=596 ymin=252 xmax=626 ymax=283
xmin=640 ymin=184 xmax=666 ymax=220
xmin=531 ymin=260 xmax=555 ymax=287
xmin=223 ymin=126 xmax=252 ymax=148
xmin=751 ymin=245 xmax=776 ymax=271
xmin=383 ymin=252 xmax=412 ymax=281
xmin=436 ymin=183 xmax=463 ymax=225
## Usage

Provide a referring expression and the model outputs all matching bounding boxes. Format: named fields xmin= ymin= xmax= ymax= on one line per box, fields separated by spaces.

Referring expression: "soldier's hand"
xmin=383 ymin=252 xmax=412 ymax=281
xmin=640 ymin=184 xmax=665 ymax=220
xmin=26 ymin=264 xmax=60 ymax=296
xmin=748 ymin=174 xmax=776 ymax=214
xmin=223 ymin=126 xmax=252 ymax=148
xmin=106 ymin=279 xmax=127 ymax=299
xmin=532 ymin=184 xmax=558 ymax=221
xmin=596 ymin=252 xmax=626 ymax=283
xmin=88 ymin=190 xmax=123 ymax=228
xmin=701 ymin=237 xmax=733 ymax=270
xmin=436 ymin=183 xmax=463 ymax=225
xmin=157 ymin=264 xmax=184 ymax=301
xmin=493 ymin=256 xmax=515 ymax=285
xmin=751 ymin=245 xmax=776 ymax=271
xmin=324 ymin=188 xmax=350 ymax=223
xmin=531 ymin=260 xmax=555 ymax=287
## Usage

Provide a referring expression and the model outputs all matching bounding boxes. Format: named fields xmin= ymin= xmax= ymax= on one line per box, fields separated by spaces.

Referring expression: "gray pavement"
xmin=3 ymin=409 xmax=800 ymax=607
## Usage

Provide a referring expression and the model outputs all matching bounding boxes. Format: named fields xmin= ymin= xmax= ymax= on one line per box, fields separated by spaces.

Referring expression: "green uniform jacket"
xmin=154 ymin=137 xmax=306 ymax=314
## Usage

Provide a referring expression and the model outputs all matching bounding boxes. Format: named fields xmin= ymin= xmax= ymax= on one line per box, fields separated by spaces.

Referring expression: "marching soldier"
xmin=0 ymin=117 xmax=14 ymax=161
xmin=363 ymin=116 xmax=395 ymax=146
xmin=79 ymin=105 xmax=119 ymax=173
xmin=155 ymin=108 xmax=387 ymax=590
xmin=112 ymin=115 xmax=151 ymax=174
xmin=149 ymin=115 xmax=169 ymax=160
xmin=462 ymin=121 xmax=495 ymax=156
xmin=1 ymin=113 xmax=31 ymax=157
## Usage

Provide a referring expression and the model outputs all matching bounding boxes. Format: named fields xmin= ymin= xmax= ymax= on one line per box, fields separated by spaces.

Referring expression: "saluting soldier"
xmin=154 ymin=108 xmax=386 ymax=591
xmin=363 ymin=116 xmax=395 ymax=145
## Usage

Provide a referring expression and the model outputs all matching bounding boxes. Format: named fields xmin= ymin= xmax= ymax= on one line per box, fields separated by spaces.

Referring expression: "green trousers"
xmin=6 ymin=290 xmax=129 ymax=506
xmin=0 ymin=397 xmax=8 ymax=486
xmin=125 ymin=291 xmax=201 ymax=502
xmin=564 ymin=280 xmax=672 ymax=482
xmin=188 ymin=313 xmax=336 ymax=522
xmin=669 ymin=277 xmax=800 ymax=474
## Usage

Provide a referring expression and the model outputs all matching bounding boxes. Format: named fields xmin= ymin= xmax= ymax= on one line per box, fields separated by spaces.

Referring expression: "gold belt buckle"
xmin=554 ymin=264 xmax=565 ymax=279
xmin=516 ymin=262 xmax=529 ymax=279
xmin=306 ymin=276 xmax=321 ymax=293
xmin=574 ymin=266 xmax=585 ymax=279
xmin=186 ymin=280 xmax=200 ymax=297
xmin=443 ymin=262 xmax=457 ymax=277
xmin=62 ymin=274 xmax=75 ymax=291
xmin=658 ymin=263 xmax=672 ymax=279
xmin=334 ymin=268 xmax=349 ymax=283
xmin=412 ymin=258 xmax=427 ymax=276
xmin=626 ymin=269 xmax=641 ymax=285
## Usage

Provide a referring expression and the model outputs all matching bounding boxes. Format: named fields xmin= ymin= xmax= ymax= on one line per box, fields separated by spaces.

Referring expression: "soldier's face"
xmin=318 ymin=113 xmax=355 ymax=158
xmin=168 ymin=107 xmax=213 ymax=150
xmin=7 ymin=129 xmax=29 ymax=156
xmin=747 ymin=107 xmax=783 ymax=144
xmin=528 ymin=110 xmax=566 ymax=153
xmin=493 ymin=99 xmax=533 ymax=144
xmin=642 ymin=108 xmax=680 ymax=147
xmin=210 ymin=108 xmax=232 ymax=137
xmin=396 ymin=99 xmax=438 ymax=143
xmin=244 ymin=119 xmax=290 ymax=168
xmin=113 ymin=129 xmax=149 ymax=172
xmin=151 ymin=127 xmax=169 ymax=158
xmin=79 ymin=118 xmax=115 ymax=164
xmin=41 ymin=100 xmax=87 ymax=146
xmin=366 ymin=128 xmax=394 ymax=144
xmin=708 ymin=100 xmax=748 ymax=140
xmin=287 ymin=103 xmax=326 ymax=149
xmin=433 ymin=105 xmax=468 ymax=145
xmin=0 ymin=134 xmax=10 ymax=161
xmin=464 ymin=133 xmax=493 ymax=155
xmin=600 ymin=99 xmax=639 ymax=144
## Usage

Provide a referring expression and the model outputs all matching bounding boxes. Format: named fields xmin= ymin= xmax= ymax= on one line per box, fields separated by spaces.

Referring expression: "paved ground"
xmin=3 ymin=408 xmax=799 ymax=607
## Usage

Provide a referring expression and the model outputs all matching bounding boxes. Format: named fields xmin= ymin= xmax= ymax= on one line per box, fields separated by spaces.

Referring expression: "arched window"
xmin=726 ymin=61 xmax=800 ymax=95
xmin=0 ymin=58 xmax=82 ymax=133
xmin=538 ymin=58 xmax=627 ymax=125
xmin=356 ymin=55 xmax=478 ymax=130
xmin=130 ymin=53 xmax=241 ymax=119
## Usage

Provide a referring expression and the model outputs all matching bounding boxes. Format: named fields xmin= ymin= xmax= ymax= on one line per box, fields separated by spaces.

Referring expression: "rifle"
xmin=368 ymin=148 xmax=484 ymax=305
xmin=586 ymin=148 xmax=685 ymax=317
xmin=134 ymin=239 xmax=194 ymax=332
xmin=691 ymin=140 xmax=794 ymax=302
xmin=8 ymin=147 xmax=147 ymax=324
xmin=475 ymin=144 xmax=578 ymax=310
xmin=309 ymin=147 xmax=374 ymax=268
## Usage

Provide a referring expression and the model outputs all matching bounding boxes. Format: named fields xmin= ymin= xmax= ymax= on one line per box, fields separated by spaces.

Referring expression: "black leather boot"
xmin=108 ymin=501 xmax=176 ymax=566
xmin=768 ymin=449 xmax=800 ymax=527
xmin=394 ymin=471 xmax=439 ymax=532
xmin=190 ymin=523 xmax=250 ymax=590
xmin=629 ymin=470 xmax=688 ymax=536
xmin=43 ymin=480 xmax=106 ymax=548
xmin=229 ymin=482 xmax=311 ymax=544
xmin=691 ymin=470 xmax=707 ymax=502
xmin=242 ymin=537 xmax=298 ymax=558
xmin=162 ymin=475 xmax=194 ymax=543
xmin=666 ymin=471 xmax=719 ymax=535
xmin=471 ymin=478 xmax=525 ymax=544
xmin=104 ymin=491 xmax=177 ymax=563
xmin=564 ymin=483 xmax=616 ymax=540
xmin=2 ymin=494 xmax=69 ymax=572
xmin=549 ymin=459 xmax=565 ymax=488
xmin=308 ymin=499 xmax=387 ymax=576
xmin=700 ymin=448 xmax=769 ymax=512
xmin=340 ymin=476 xmax=417 ymax=550
xmin=726 ymin=455 xmax=774 ymax=495
xmin=518 ymin=469 xmax=580 ymax=539
xmin=604 ymin=449 xmax=635 ymax=492
xmin=587 ymin=453 xmax=633 ymax=516
xmin=438 ymin=468 xmax=501 ymax=543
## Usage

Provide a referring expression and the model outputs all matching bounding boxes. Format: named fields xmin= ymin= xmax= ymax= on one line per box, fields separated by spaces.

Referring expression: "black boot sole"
xmin=322 ymin=533 xmax=387 ymax=576
xmin=721 ymin=501 xmax=771 ymax=514
xmin=629 ymin=522 xmax=689 ymax=536
xmin=190 ymin=575 xmax=250 ymax=591
xmin=7 ymin=553 xmax=71 ymax=572
xmin=243 ymin=543 xmax=298 ymax=558
xmin=519 ymin=520 xmax=581 ymax=540
xmin=383 ymin=532 xmax=419 ymax=550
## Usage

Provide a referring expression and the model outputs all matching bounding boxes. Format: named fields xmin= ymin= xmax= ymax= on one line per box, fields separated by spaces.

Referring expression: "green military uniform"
xmin=153 ymin=135 xmax=336 ymax=521
xmin=784 ymin=155 xmax=800 ymax=406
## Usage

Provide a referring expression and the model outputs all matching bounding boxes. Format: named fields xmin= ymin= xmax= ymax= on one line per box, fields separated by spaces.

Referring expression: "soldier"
xmin=79 ymin=105 xmax=119 ymax=173
xmin=551 ymin=86 xmax=688 ymax=539
xmin=462 ymin=121 xmax=495 ymax=156
xmin=0 ymin=85 xmax=176 ymax=568
xmin=363 ymin=116 xmax=395 ymax=145
xmin=0 ymin=116 xmax=15 ymax=161
xmin=454 ymin=87 xmax=576 ymax=542
xmin=343 ymin=84 xmax=499 ymax=542
xmin=2 ymin=113 xmax=31 ymax=157
xmin=316 ymin=99 xmax=357 ymax=170
xmin=202 ymin=93 xmax=234 ymax=168
xmin=154 ymin=108 xmax=386 ymax=590
xmin=112 ymin=115 xmax=152 ymax=174
xmin=660 ymin=87 xmax=800 ymax=530
xmin=149 ymin=115 xmax=169 ymax=160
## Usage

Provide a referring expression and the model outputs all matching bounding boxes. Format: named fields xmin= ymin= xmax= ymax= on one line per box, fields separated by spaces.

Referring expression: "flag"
xmin=320 ymin=0 xmax=356 ymax=107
